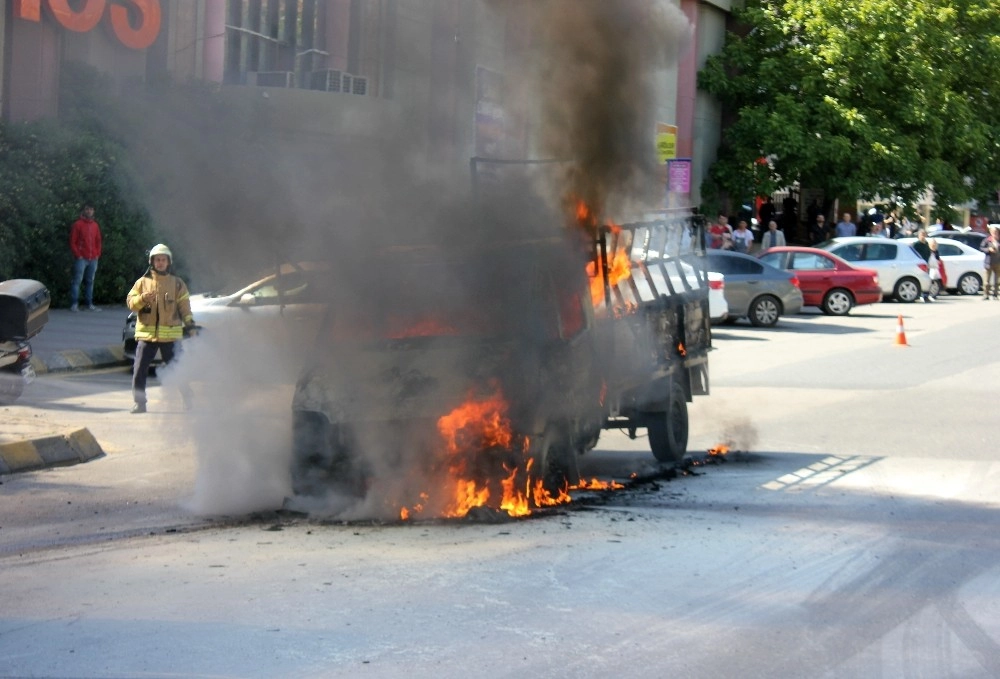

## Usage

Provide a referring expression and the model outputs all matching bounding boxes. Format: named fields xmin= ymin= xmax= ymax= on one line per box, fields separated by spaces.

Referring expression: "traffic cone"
xmin=894 ymin=314 xmax=909 ymax=346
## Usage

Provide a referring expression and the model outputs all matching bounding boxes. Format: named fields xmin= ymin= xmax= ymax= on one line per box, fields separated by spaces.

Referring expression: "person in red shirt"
xmin=707 ymin=214 xmax=732 ymax=249
xmin=69 ymin=205 xmax=102 ymax=311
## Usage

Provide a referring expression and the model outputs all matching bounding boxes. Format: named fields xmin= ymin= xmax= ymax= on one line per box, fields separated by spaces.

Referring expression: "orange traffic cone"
xmin=894 ymin=314 xmax=909 ymax=346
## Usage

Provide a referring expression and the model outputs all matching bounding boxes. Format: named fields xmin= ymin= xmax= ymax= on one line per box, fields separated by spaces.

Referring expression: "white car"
xmin=122 ymin=262 xmax=327 ymax=360
xmin=818 ymin=237 xmax=931 ymax=303
xmin=899 ymin=237 xmax=984 ymax=296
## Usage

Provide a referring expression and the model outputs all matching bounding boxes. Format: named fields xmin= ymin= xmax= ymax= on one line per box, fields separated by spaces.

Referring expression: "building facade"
xmin=2 ymin=0 xmax=732 ymax=207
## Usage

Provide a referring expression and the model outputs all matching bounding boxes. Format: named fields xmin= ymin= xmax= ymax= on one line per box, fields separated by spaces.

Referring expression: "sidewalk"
xmin=2 ymin=306 xmax=124 ymax=473
xmin=29 ymin=304 xmax=131 ymax=373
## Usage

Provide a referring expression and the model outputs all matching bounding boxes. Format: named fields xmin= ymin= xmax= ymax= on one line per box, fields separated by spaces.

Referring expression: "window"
xmin=790 ymin=252 xmax=833 ymax=270
xmin=758 ymin=253 xmax=785 ymax=269
xmin=709 ymin=255 xmax=760 ymax=275
xmin=937 ymin=244 xmax=962 ymax=257
xmin=865 ymin=243 xmax=896 ymax=261
xmin=223 ymin=0 xmax=392 ymax=93
xmin=835 ymin=244 xmax=864 ymax=262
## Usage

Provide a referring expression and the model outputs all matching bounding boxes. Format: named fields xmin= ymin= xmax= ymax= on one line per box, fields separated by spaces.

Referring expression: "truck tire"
xmin=646 ymin=382 xmax=689 ymax=464
xmin=536 ymin=425 xmax=580 ymax=494
xmin=291 ymin=411 xmax=363 ymax=497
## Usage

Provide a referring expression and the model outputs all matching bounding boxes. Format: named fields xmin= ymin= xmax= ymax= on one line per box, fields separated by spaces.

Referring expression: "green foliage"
xmin=699 ymin=0 xmax=1000 ymax=211
xmin=0 ymin=63 xmax=155 ymax=306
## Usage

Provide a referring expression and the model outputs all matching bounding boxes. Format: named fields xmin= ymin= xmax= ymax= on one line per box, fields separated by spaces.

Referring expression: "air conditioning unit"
xmin=248 ymin=71 xmax=296 ymax=88
xmin=310 ymin=69 xmax=343 ymax=92
xmin=343 ymin=74 xmax=368 ymax=96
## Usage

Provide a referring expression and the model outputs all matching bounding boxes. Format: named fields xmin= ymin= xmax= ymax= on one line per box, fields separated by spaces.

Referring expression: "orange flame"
xmin=396 ymin=385 xmax=628 ymax=521
xmin=570 ymin=477 xmax=625 ymax=490
xmin=586 ymin=249 xmax=633 ymax=307
xmin=677 ymin=342 xmax=687 ymax=357
xmin=437 ymin=391 xmax=513 ymax=453
xmin=708 ymin=444 xmax=730 ymax=457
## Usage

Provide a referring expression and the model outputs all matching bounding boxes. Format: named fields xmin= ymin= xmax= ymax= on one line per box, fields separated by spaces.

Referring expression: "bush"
xmin=0 ymin=63 xmax=156 ymax=306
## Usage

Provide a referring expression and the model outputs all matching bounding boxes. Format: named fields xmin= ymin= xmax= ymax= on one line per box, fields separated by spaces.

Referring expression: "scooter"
xmin=0 ymin=279 xmax=50 ymax=405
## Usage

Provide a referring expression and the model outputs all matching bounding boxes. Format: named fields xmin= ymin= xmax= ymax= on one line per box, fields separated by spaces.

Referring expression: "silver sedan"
xmin=702 ymin=250 xmax=804 ymax=327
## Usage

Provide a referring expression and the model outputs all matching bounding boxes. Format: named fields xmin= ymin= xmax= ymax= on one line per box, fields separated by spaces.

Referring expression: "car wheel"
xmin=958 ymin=272 xmax=982 ymax=296
xmin=822 ymin=289 xmax=853 ymax=316
xmin=929 ymin=280 xmax=941 ymax=298
xmin=748 ymin=295 xmax=781 ymax=327
xmin=893 ymin=277 xmax=921 ymax=303
xmin=646 ymin=381 xmax=689 ymax=464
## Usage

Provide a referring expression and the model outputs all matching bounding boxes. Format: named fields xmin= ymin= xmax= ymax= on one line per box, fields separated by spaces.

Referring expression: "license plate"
xmin=20 ymin=364 xmax=36 ymax=384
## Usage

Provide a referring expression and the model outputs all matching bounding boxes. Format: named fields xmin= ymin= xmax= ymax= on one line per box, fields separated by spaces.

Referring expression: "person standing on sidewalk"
xmin=759 ymin=220 xmax=786 ymax=252
xmin=126 ymin=244 xmax=196 ymax=413
xmin=68 ymin=205 xmax=102 ymax=311
xmin=981 ymin=226 xmax=1000 ymax=300
xmin=912 ymin=229 xmax=933 ymax=302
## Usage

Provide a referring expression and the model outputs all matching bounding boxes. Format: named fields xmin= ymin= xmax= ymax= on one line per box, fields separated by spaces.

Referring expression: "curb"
xmin=30 ymin=345 xmax=127 ymax=374
xmin=0 ymin=428 xmax=105 ymax=475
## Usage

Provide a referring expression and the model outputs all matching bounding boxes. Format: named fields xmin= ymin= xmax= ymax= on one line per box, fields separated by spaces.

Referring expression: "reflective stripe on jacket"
xmin=126 ymin=271 xmax=194 ymax=342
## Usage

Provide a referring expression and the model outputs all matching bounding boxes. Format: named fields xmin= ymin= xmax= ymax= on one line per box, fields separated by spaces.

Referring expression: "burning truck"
xmin=287 ymin=200 xmax=712 ymax=521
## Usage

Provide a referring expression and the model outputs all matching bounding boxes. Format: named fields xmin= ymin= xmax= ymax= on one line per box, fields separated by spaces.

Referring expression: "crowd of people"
xmin=705 ymin=201 xmax=1000 ymax=302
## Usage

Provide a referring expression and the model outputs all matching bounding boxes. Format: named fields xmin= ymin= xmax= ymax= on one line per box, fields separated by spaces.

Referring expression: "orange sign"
xmin=14 ymin=0 xmax=161 ymax=50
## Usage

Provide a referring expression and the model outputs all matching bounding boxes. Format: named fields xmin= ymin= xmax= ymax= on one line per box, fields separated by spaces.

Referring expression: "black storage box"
xmin=0 ymin=279 xmax=51 ymax=340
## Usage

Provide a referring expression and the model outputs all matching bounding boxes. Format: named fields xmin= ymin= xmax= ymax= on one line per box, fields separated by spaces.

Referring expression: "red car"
xmin=758 ymin=246 xmax=882 ymax=315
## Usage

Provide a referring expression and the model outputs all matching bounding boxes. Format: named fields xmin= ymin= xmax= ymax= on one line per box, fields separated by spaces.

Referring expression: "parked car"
xmin=758 ymin=246 xmax=881 ymax=315
xmin=700 ymin=250 xmax=803 ymax=327
xmin=924 ymin=229 xmax=987 ymax=250
xmin=122 ymin=262 xmax=327 ymax=360
xmin=817 ymin=237 xmax=930 ymax=303
xmin=707 ymin=271 xmax=728 ymax=323
xmin=898 ymin=237 xmax=985 ymax=296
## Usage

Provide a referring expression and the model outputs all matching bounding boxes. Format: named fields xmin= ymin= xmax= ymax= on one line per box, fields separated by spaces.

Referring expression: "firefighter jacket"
xmin=127 ymin=270 xmax=194 ymax=342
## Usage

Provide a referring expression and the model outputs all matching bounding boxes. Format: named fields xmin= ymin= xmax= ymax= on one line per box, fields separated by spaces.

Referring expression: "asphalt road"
xmin=1 ymin=294 xmax=999 ymax=678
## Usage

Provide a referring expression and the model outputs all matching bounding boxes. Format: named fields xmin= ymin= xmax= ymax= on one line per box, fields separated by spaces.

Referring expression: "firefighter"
xmin=126 ymin=243 xmax=196 ymax=413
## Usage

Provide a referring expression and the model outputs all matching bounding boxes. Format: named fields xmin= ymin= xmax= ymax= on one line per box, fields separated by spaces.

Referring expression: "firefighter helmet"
xmin=148 ymin=243 xmax=172 ymax=265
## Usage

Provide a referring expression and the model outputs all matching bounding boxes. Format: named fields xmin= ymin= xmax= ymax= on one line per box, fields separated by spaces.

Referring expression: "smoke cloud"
xmin=120 ymin=0 xmax=692 ymax=519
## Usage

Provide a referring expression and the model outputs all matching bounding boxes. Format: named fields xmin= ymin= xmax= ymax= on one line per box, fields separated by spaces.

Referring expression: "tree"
xmin=699 ymin=0 xmax=1000 ymax=214
xmin=0 ymin=63 xmax=155 ymax=304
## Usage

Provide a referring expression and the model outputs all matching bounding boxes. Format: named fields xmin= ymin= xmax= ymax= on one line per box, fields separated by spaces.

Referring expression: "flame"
xmin=437 ymin=390 xmax=513 ymax=453
xmin=395 ymin=386 xmax=612 ymax=520
xmin=677 ymin=342 xmax=686 ymax=357
xmin=708 ymin=444 xmax=730 ymax=457
xmin=570 ymin=477 xmax=625 ymax=490
xmin=499 ymin=465 xmax=532 ymax=517
xmin=532 ymin=478 xmax=572 ymax=507
xmin=586 ymin=248 xmax=633 ymax=307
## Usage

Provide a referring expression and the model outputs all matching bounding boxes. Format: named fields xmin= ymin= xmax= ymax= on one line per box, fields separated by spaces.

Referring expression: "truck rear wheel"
xmin=646 ymin=382 xmax=689 ymax=464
